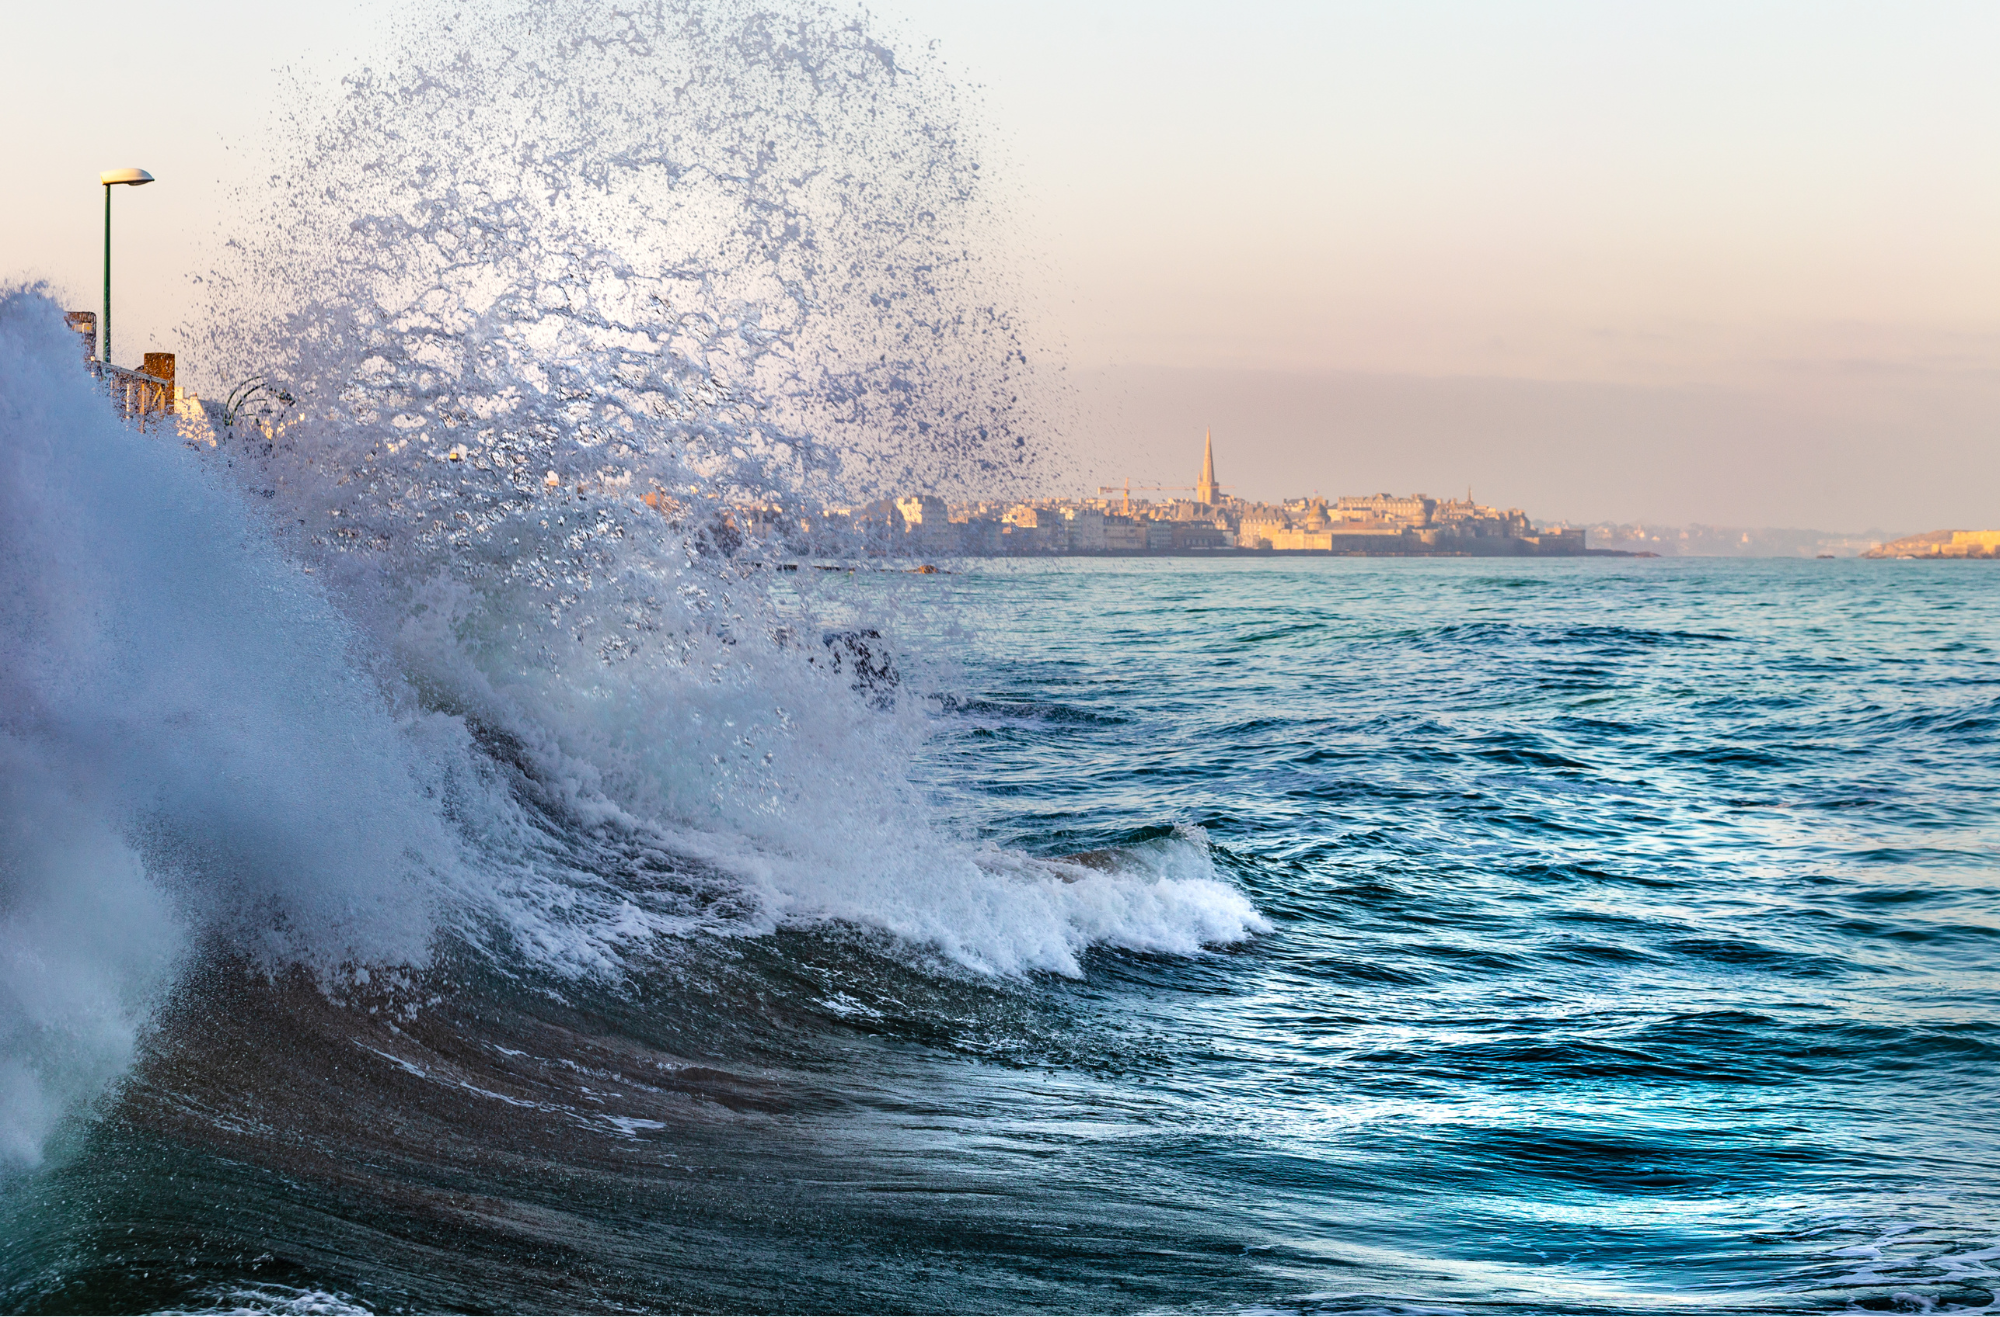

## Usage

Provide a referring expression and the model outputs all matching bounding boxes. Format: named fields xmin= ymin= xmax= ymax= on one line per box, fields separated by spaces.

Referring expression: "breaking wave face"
xmin=0 ymin=0 xmax=1261 ymax=1175
xmin=0 ymin=294 xmax=464 ymax=1170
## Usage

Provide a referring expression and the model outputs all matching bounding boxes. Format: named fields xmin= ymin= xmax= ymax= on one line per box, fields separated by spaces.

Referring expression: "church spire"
xmin=1196 ymin=428 xmax=1220 ymax=507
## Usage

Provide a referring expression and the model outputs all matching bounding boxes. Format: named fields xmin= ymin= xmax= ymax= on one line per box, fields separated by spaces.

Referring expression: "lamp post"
xmin=98 ymin=168 xmax=154 ymax=366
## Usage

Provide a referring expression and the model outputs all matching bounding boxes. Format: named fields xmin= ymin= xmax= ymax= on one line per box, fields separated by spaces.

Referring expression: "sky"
xmin=5 ymin=1 xmax=1997 ymax=529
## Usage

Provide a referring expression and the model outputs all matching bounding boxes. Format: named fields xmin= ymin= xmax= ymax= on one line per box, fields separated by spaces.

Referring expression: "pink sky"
xmin=5 ymin=1 xmax=1996 ymax=528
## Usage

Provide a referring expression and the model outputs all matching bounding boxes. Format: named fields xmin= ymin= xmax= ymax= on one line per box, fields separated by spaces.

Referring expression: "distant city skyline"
xmin=4 ymin=1 xmax=1996 ymax=529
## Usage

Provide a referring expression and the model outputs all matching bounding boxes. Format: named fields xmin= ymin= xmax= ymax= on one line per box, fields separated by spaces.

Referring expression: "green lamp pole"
xmin=97 ymin=168 xmax=154 ymax=365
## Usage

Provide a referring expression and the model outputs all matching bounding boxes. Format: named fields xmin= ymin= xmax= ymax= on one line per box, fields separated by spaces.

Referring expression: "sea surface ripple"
xmin=910 ymin=557 xmax=1999 ymax=1314
xmin=7 ymin=556 xmax=1997 ymax=1315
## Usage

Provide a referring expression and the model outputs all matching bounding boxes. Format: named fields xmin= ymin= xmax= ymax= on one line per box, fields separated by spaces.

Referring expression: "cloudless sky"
xmin=5 ymin=1 xmax=1997 ymax=527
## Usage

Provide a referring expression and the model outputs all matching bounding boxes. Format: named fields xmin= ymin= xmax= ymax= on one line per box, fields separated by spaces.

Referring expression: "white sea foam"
xmin=0 ymin=293 xmax=466 ymax=1166
xmin=176 ymin=0 xmax=1262 ymax=979
xmin=0 ymin=280 xmax=1256 ymax=1162
xmin=1778 ymin=1213 xmax=2000 ymax=1314
xmin=154 ymin=1283 xmax=373 ymax=1316
xmin=408 ymin=586 xmax=1267 ymax=979
xmin=0 ymin=0 xmax=1264 ymax=1168
xmin=0 ymin=742 xmax=179 ymax=1169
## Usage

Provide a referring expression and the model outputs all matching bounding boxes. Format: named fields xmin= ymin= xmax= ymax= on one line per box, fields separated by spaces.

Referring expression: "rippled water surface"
xmin=913 ymin=557 xmax=2000 ymax=1313
xmin=9 ymin=556 xmax=1998 ymax=1314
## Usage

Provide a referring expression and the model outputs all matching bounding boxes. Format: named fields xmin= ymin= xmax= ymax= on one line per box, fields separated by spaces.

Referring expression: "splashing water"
xmin=5 ymin=6 xmax=1994 ymax=1311
xmin=195 ymin=0 xmax=1043 ymax=550
xmin=0 ymin=293 xmax=466 ymax=1167
xmin=179 ymin=0 xmax=1252 ymax=983
xmin=0 ymin=0 xmax=1259 ymax=1182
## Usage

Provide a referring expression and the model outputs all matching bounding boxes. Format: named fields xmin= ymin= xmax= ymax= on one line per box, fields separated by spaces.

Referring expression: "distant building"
xmin=1864 ymin=529 xmax=2000 ymax=559
xmin=1064 ymin=507 xmax=1107 ymax=552
xmin=1195 ymin=429 xmax=1221 ymax=508
xmin=1173 ymin=523 xmax=1231 ymax=550
xmin=1333 ymin=493 xmax=1435 ymax=529
xmin=957 ymin=518 xmax=1006 ymax=555
xmin=1238 ymin=507 xmax=1288 ymax=547
xmin=892 ymin=494 xmax=953 ymax=549
xmin=895 ymin=494 xmax=948 ymax=529
xmin=1104 ymin=516 xmax=1147 ymax=552
xmin=799 ymin=434 xmax=1589 ymax=559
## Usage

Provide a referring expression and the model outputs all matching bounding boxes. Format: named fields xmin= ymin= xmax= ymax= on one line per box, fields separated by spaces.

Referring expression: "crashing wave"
xmin=0 ymin=0 xmax=1263 ymax=1174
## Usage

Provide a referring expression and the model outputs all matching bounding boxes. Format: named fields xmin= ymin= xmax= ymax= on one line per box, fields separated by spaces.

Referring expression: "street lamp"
xmin=98 ymin=167 xmax=154 ymax=366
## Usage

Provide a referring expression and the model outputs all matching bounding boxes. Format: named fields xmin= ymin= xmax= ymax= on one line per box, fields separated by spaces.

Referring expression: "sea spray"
xmin=0 ymin=2 xmax=1989 ymax=1288
xmin=0 ymin=293 xmax=473 ymax=1167
xmin=0 ymin=0 xmax=1262 ymax=1176
xmin=0 ymin=741 xmax=179 ymax=1169
xmin=193 ymin=0 xmax=1044 ymax=558
xmin=170 ymin=0 xmax=1261 ymax=980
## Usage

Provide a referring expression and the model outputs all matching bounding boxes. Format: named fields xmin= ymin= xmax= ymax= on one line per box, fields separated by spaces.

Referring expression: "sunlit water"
xmin=7 ymin=554 xmax=1995 ymax=1314
xmin=0 ymin=0 xmax=1992 ymax=1306
xmin=912 ymin=557 xmax=2000 ymax=1314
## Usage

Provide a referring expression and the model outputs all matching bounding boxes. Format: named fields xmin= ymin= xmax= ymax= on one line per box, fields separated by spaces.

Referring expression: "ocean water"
xmin=2 ymin=1 xmax=1995 ymax=1308
xmin=915 ymin=558 xmax=2000 ymax=1312
xmin=5 ymin=530 xmax=1996 ymax=1313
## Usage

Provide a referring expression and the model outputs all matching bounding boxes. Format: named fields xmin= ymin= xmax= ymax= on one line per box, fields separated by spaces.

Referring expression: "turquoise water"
xmin=5 ymin=548 xmax=1997 ymax=1313
xmin=915 ymin=557 xmax=2000 ymax=1311
xmin=13 ymin=0 xmax=1993 ymax=1301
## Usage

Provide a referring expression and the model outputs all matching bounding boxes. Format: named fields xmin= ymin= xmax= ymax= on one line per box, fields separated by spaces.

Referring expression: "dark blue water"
xmin=6 ymin=556 xmax=1997 ymax=1314
xmin=920 ymin=557 xmax=2000 ymax=1313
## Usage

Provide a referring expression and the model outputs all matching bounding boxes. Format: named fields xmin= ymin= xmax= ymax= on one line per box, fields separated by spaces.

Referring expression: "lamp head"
xmin=99 ymin=168 xmax=154 ymax=186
